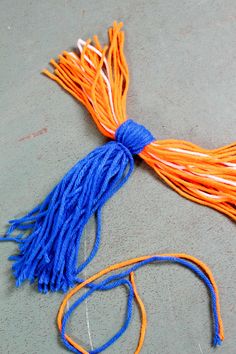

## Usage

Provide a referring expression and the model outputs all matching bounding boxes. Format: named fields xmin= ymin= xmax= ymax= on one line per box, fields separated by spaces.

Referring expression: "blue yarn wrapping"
xmin=0 ymin=119 xmax=155 ymax=293
xmin=115 ymin=119 xmax=155 ymax=154
xmin=61 ymin=257 xmax=222 ymax=353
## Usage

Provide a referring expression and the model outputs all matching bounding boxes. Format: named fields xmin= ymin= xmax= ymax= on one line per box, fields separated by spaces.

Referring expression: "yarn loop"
xmin=58 ymin=253 xmax=224 ymax=353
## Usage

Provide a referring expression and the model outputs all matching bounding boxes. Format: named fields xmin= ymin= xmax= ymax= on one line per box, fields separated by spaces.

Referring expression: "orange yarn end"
xmin=43 ymin=21 xmax=128 ymax=139
xmin=43 ymin=22 xmax=236 ymax=220
xmin=141 ymin=141 xmax=236 ymax=220
xmin=130 ymin=271 xmax=147 ymax=354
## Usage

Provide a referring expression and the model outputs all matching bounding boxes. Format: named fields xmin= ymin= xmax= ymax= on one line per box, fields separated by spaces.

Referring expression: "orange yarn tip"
xmin=43 ymin=21 xmax=236 ymax=220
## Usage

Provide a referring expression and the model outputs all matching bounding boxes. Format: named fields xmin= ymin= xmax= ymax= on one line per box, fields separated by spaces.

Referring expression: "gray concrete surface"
xmin=0 ymin=1 xmax=236 ymax=353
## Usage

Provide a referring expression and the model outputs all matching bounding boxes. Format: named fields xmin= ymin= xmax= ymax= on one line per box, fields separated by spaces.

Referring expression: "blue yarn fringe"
xmin=0 ymin=142 xmax=134 ymax=293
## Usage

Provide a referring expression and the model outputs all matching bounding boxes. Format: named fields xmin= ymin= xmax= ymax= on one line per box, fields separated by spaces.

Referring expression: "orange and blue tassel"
xmin=0 ymin=21 xmax=228 ymax=354
xmin=1 ymin=22 xmax=235 ymax=292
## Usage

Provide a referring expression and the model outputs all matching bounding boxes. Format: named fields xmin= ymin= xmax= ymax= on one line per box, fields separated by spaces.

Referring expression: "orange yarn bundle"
xmin=43 ymin=21 xmax=236 ymax=220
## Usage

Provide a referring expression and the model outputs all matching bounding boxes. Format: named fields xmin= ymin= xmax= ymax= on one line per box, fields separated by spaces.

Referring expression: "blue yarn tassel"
xmin=1 ymin=119 xmax=154 ymax=293
xmin=0 ymin=141 xmax=134 ymax=293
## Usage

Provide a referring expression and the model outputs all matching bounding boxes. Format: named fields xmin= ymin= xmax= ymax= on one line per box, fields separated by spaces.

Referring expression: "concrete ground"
xmin=0 ymin=1 xmax=236 ymax=353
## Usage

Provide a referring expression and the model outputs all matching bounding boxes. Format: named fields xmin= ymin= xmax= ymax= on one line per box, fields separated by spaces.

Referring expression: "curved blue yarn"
xmin=0 ymin=120 xmax=154 ymax=293
xmin=115 ymin=119 xmax=155 ymax=154
xmin=61 ymin=256 xmax=221 ymax=354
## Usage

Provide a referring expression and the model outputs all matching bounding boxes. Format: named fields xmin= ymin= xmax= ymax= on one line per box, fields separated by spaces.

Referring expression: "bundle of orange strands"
xmin=43 ymin=21 xmax=236 ymax=220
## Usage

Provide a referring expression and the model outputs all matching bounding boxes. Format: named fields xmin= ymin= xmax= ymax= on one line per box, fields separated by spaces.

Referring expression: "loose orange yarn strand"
xmin=57 ymin=253 xmax=224 ymax=353
xmin=43 ymin=21 xmax=236 ymax=220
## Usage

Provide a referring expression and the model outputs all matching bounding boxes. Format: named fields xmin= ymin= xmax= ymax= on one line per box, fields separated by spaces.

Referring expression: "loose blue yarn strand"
xmin=76 ymin=208 xmax=102 ymax=275
xmin=61 ymin=256 xmax=221 ymax=353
